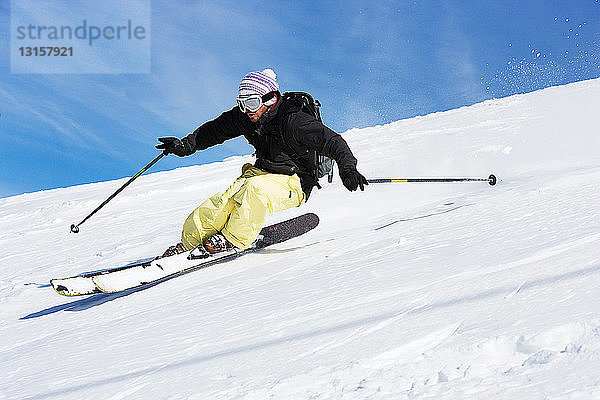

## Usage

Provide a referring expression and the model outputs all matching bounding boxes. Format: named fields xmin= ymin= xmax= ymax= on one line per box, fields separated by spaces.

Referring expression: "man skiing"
xmin=156 ymin=68 xmax=367 ymax=255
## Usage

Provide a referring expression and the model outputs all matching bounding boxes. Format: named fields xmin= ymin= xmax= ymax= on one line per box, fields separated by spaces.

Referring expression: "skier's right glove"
xmin=156 ymin=137 xmax=191 ymax=157
xmin=340 ymin=167 xmax=369 ymax=192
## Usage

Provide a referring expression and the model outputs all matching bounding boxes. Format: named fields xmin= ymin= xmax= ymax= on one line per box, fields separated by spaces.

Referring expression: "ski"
xmin=51 ymin=213 xmax=319 ymax=296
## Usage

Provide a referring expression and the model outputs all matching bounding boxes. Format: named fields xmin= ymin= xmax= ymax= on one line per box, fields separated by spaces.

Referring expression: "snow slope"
xmin=1 ymin=79 xmax=600 ymax=399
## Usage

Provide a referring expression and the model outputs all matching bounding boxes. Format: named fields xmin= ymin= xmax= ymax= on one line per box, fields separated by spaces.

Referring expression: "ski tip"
xmin=50 ymin=278 xmax=100 ymax=296
xmin=50 ymin=279 xmax=67 ymax=296
xmin=51 ymin=282 xmax=76 ymax=297
xmin=488 ymin=174 xmax=497 ymax=186
xmin=299 ymin=212 xmax=320 ymax=231
xmin=306 ymin=212 xmax=320 ymax=224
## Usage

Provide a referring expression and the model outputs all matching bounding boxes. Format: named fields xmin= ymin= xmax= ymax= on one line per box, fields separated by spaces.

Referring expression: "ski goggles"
xmin=236 ymin=94 xmax=263 ymax=113
xmin=236 ymin=92 xmax=277 ymax=113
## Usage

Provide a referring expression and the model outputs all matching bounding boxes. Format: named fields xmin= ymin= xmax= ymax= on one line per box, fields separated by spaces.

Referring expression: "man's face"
xmin=246 ymin=105 xmax=267 ymax=122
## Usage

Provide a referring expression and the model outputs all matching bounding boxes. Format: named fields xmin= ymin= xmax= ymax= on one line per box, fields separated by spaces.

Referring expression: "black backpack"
xmin=281 ymin=92 xmax=335 ymax=183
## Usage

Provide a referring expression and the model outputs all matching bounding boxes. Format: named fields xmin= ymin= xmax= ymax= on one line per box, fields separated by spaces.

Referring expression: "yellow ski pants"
xmin=181 ymin=166 xmax=305 ymax=250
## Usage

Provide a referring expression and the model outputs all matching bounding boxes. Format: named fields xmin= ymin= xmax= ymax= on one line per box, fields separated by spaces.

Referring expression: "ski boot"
xmin=203 ymin=233 xmax=234 ymax=254
xmin=159 ymin=242 xmax=186 ymax=258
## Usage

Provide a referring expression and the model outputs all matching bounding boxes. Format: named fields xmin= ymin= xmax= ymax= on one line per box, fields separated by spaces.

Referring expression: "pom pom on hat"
xmin=238 ymin=68 xmax=279 ymax=97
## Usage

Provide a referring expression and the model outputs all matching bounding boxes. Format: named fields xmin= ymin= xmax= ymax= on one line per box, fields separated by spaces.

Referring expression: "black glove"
xmin=156 ymin=137 xmax=189 ymax=157
xmin=340 ymin=168 xmax=369 ymax=192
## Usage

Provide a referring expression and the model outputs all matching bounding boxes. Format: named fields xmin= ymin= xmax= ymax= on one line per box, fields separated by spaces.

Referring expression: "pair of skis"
xmin=51 ymin=213 xmax=319 ymax=297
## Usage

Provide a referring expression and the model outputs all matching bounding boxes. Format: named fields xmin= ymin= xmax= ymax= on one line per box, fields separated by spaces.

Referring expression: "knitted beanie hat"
xmin=238 ymin=68 xmax=279 ymax=97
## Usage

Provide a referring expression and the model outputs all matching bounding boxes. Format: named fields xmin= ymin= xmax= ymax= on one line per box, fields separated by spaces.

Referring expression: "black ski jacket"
xmin=180 ymin=93 xmax=358 ymax=198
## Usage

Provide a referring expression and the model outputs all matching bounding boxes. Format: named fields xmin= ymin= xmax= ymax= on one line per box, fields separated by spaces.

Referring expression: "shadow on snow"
xmin=20 ymin=282 xmax=160 ymax=320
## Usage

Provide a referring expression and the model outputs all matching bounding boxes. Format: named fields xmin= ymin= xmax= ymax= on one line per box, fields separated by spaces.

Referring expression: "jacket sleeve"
xmin=181 ymin=106 xmax=253 ymax=154
xmin=287 ymin=112 xmax=358 ymax=171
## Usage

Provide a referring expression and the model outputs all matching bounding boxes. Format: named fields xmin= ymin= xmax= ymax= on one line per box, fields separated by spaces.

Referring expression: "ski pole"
xmin=70 ymin=153 xmax=165 ymax=233
xmin=367 ymin=174 xmax=497 ymax=186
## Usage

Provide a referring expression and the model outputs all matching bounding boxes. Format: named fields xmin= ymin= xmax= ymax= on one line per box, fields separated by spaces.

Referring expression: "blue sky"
xmin=0 ymin=0 xmax=599 ymax=198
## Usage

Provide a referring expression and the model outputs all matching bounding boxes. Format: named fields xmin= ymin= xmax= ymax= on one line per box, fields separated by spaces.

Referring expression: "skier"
xmin=156 ymin=68 xmax=368 ymax=255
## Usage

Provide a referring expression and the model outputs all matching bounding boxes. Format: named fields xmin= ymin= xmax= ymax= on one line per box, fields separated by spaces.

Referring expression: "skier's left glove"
xmin=340 ymin=167 xmax=369 ymax=192
xmin=156 ymin=137 xmax=192 ymax=157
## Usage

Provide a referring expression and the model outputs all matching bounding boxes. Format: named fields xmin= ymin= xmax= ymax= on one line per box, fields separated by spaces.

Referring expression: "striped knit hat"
xmin=238 ymin=68 xmax=279 ymax=97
